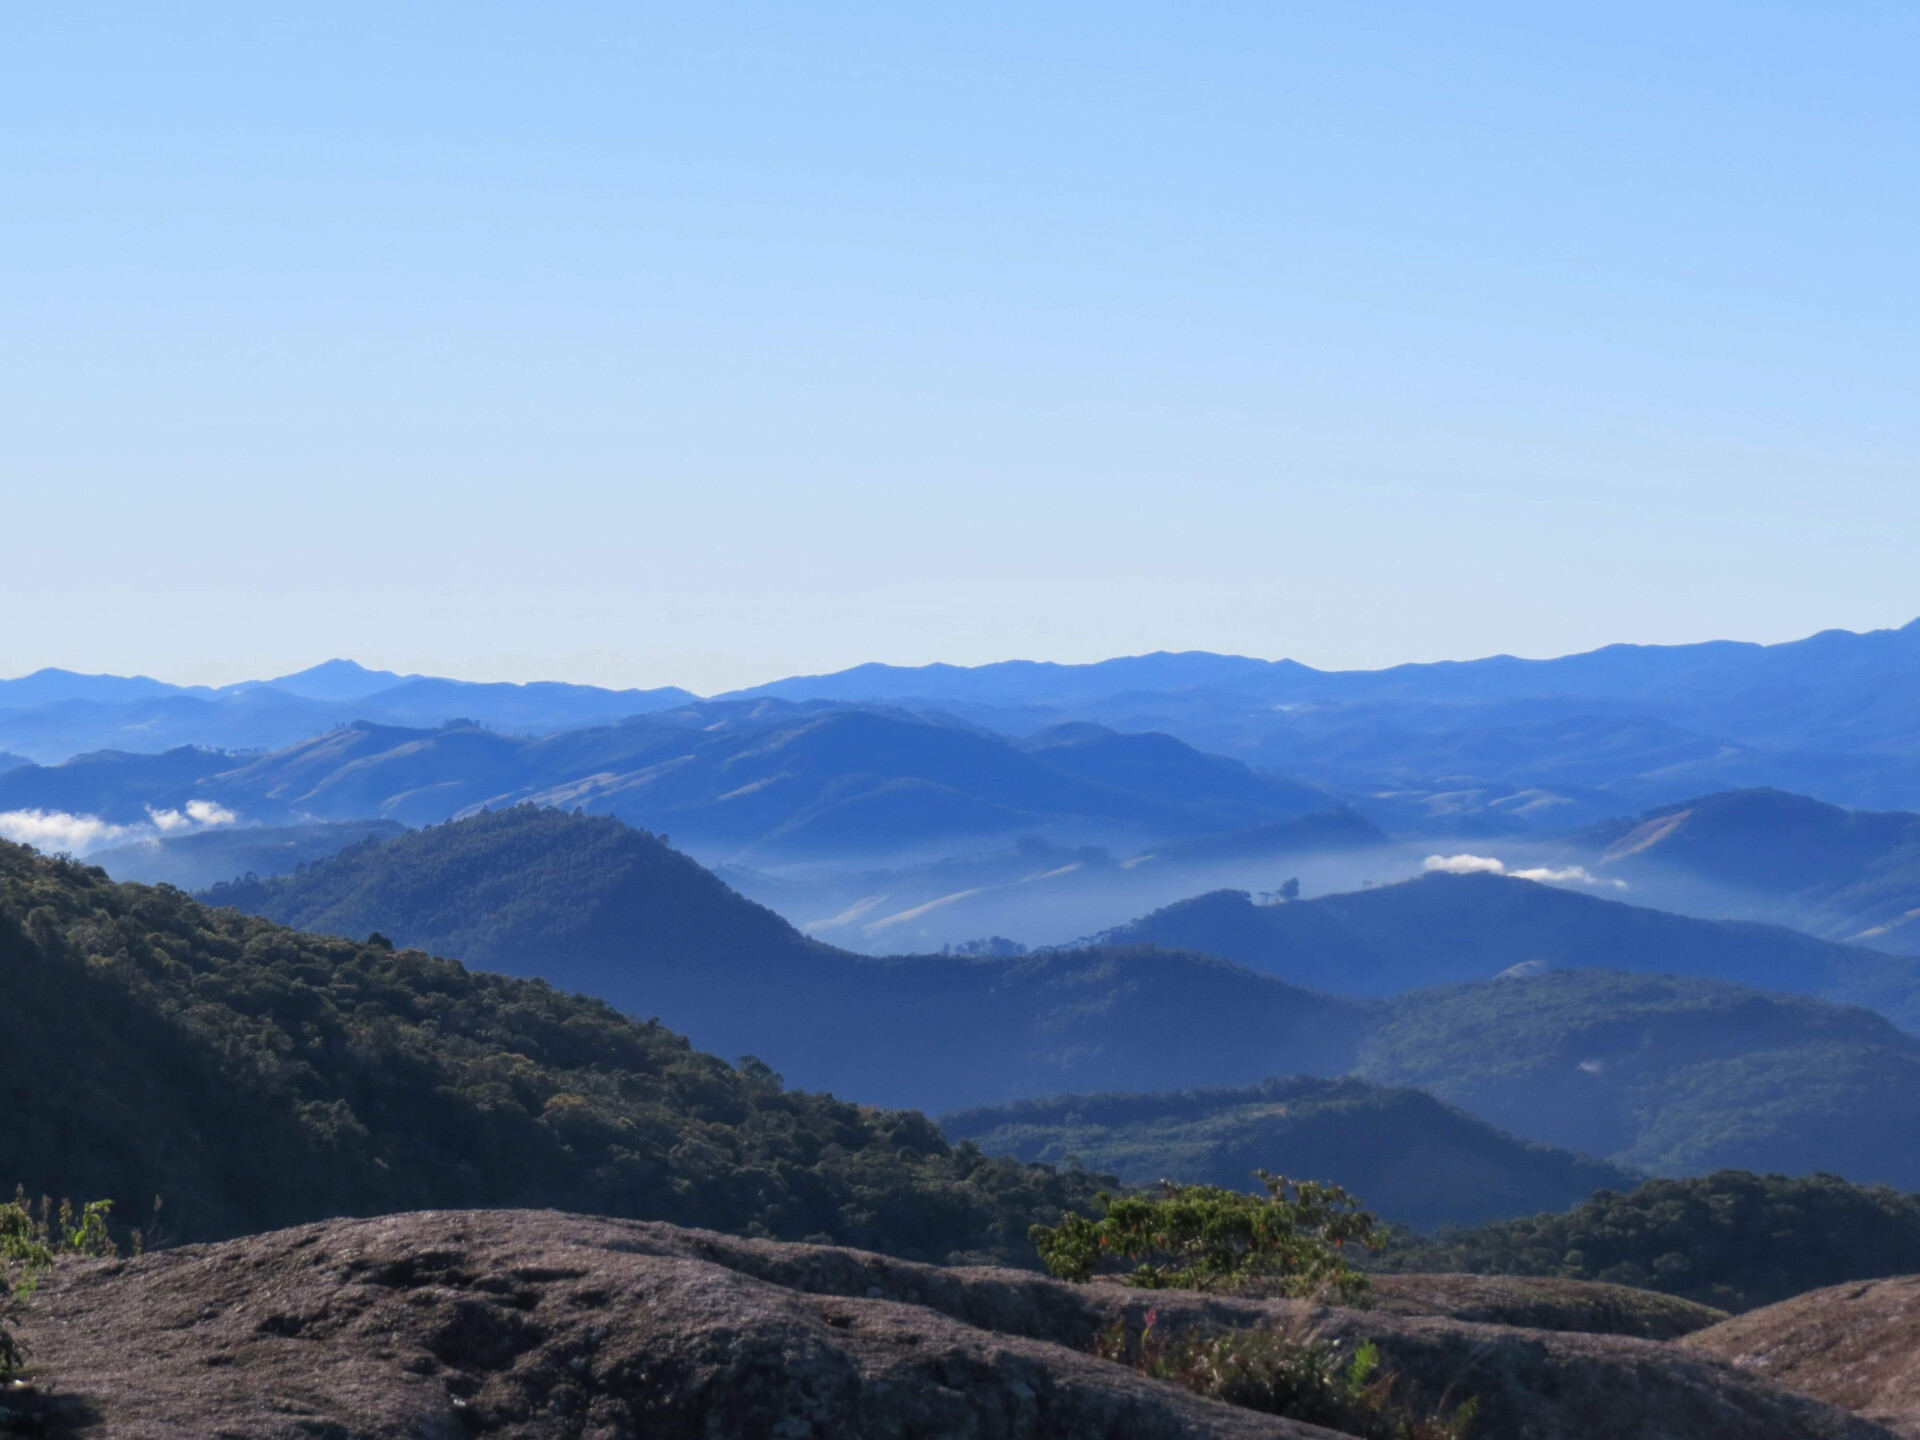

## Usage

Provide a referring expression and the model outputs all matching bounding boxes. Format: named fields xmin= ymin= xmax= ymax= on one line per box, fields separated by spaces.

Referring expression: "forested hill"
xmin=1382 ymin=1171 xmax=1920 ymax=1312
xmin=198 ymin=808 xmax=1920 ymax=1187
xmin=1563 ymin=787 xmax=1920 ymax=954
xmin=0 ymin=838 xmax=1102 ymax=1260
xmin=204 ymin=806 xmax=829 ymax=986
xmin=942 ymin=1076 xmax=1638 ymax=1231
xmin=200 ymin=806 xmax=1373 ymax=1111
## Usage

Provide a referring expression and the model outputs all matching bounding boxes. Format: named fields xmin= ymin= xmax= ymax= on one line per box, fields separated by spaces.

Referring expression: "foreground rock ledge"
xmin=7 ymin=1210 xmax=1895 ymax=1440
xmin=1683 ymin=1274 xmax=1920 ymax=1439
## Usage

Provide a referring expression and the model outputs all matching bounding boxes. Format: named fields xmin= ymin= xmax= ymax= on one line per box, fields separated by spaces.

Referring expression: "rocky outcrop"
xmin=1683 ymin=1275 xmax=1920 ymax=1438
xmin=1364 ymin=1272 xmax=1728 ymax=1339
xmin=4 ymin=1211 xmax=1896 ymax=1440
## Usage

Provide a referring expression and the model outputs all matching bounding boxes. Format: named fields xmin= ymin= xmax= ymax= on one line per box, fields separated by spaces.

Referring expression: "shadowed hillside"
xmin=202 ymin=806 xmax=1371 ymax=1111
xmin=941 ymin=1076 xmax=1638 ymax=1231
xmin=201 ymin=808 xmax=1920 ymax=1184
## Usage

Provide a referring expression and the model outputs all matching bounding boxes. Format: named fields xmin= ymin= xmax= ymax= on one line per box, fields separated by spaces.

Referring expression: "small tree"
xmin=1031 ymin=1172 xmax=1381 ymax=1301
xmin=1 ymin=1196 xmax=53 ymax=1381
xmin=2 ymin=1193 xmax=119 ymax=1380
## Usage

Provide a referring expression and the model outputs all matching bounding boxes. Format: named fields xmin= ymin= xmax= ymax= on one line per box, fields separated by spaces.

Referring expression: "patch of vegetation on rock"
xmin=1032 ymin=1173 xmax=1379 ymax=1302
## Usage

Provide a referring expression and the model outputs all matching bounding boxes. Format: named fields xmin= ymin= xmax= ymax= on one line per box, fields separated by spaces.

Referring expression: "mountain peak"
xmin=257 ymin=659 xmax=419 ymax=702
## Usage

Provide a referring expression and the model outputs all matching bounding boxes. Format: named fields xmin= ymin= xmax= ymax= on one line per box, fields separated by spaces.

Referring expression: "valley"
xmin=9 ymin=635 xmax=1920 ymax=1438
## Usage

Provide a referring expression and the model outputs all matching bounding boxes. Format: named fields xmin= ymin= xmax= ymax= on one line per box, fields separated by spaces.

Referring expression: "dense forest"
xmin=1381 ymin=1170 xmax=1920 ymax=1311
xmin=0 ymin=839 xmax=1103 ymax=1263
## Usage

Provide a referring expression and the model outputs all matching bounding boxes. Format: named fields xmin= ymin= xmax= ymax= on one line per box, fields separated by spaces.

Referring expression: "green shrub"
xmin=1 ymin=1193 xmax=121 ymax=1382
xmin=1095 ymin=1311 xmax=1477 ymax=1439
xmin=1031 ymin=1171 xmax=1381 ymax=1300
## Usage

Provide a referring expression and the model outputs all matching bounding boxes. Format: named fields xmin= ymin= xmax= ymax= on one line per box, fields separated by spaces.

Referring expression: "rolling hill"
xmin=88 ymin=818 xmax=407 ymax=889
xmin=1564 ymin=788 xmax=1920 ymax=954
xmin=713 ymin=809 xmax=1388 ymax=954
xmin=0 ymin=705 xmax=1336 ymax=859
xmin=201 ymin=806 xmax=1370 ymax=1110
xmin=201 ymin=807 xmax=1920 ymax=1184
xmin=1079 ymin=872 xmax=1920 ymax=1029
xmin=940 ymin=1076 xmax=1637 ymax=1231
xmin=1359 ymin=970 xmax=1920 ymax=1183
xmin=1386 ymin=1171 xmax=1920 ymax=1313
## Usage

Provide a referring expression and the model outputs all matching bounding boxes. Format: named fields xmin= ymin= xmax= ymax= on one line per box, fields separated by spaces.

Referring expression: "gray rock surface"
xmin=4 ymin=1210 xmax=1897 ymax=1440
xmin=1364 ymin=1272 xmax=1728 ymax=1339
xmin=1683 ymin=1275 xmax=1920 ymax=1438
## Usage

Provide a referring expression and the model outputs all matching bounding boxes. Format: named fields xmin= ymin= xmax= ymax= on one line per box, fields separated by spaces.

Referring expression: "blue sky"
xmin=5 ymin=2 xmax=1916 ymax=692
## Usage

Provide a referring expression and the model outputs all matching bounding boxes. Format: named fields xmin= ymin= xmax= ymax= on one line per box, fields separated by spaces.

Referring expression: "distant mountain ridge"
xmin=19 ymin=618 xmax=1920 ymax=721
xmin=725 ymin=619 xmax=1920 ymax=716
xmin=0 ymin=661 xmax=697 ymax=763
xmin=14 ymin=621 xmax=1920 ymax=826
xmin=0 ymin=705 xmax=1335 ymax=858
xmin=725 ymin=619 xmax=1920 ymax=820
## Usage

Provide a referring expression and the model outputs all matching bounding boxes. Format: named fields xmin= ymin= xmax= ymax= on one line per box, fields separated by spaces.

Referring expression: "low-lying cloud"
xmin=148 ymin=799 xmax=240 ymax=832
xmin=0 ymin=799 xmax=242 ymax=856
xmin=1423 ymin=853 xmax=1508 ymax=876
xmin=0 ymin=809 xmax=138 ymax=853
xmin=1424 ymin=854 xmax=1626 ymax=890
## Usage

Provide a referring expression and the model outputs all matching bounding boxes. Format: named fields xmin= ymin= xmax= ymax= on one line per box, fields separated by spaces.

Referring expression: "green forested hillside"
xmin=1382 ymin=1170 xmax=1920 ymax=1312
xmin=941 ymin=1077 xmax=1637 ymax=1231
xmin=203 ymin=807 xmax=827 ymax=984
xmin=1362 ymin=970 xmax=1920 ymax=1184
xmin=0 ymin=840 xmax=1102 ymax=1262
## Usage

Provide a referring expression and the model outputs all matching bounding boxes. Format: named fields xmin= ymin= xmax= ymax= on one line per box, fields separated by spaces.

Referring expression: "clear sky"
xmin=5 ymin=2 xmax=1917 ymax=693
